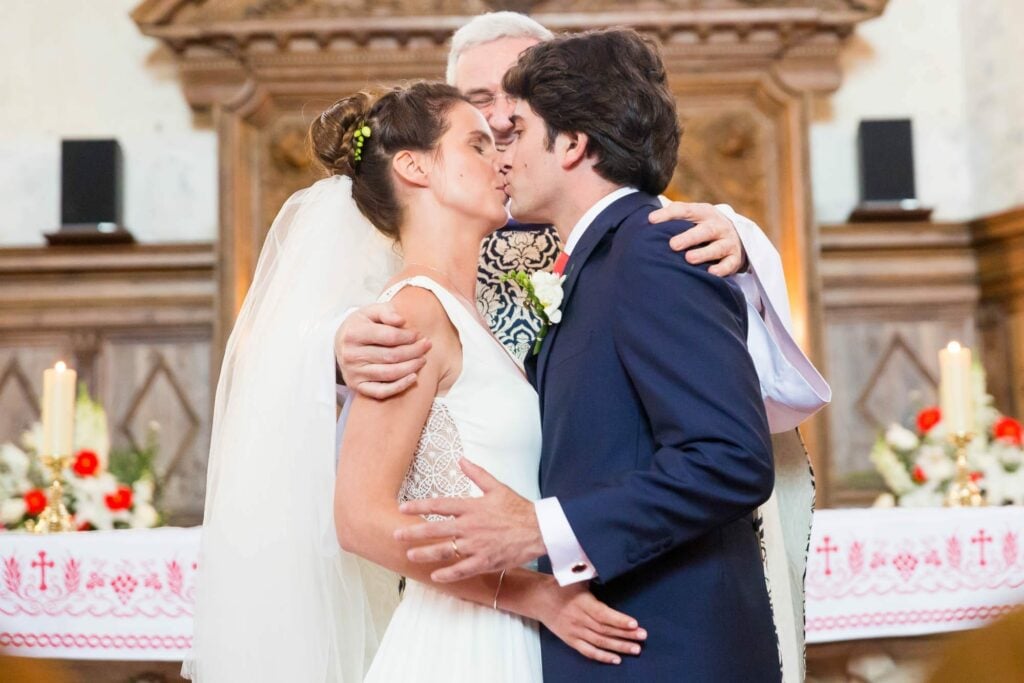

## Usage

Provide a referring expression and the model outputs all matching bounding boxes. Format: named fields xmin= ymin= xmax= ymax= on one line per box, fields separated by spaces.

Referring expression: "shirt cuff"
xmin=534 ymin=497 xmax=597 ymax=586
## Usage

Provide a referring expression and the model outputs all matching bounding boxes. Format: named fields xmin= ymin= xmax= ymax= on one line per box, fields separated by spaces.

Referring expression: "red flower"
xmin=24 ymin=489 xmax=47 ymax=516
xmin=917 ymin=407 xmax=941 ymax=434
xmin=993 ymin=417 xmax=1023 ymax=446
xmin=104 ymin=485 xmax=133 ymax=512
xmin=912 ymin=466 xmax=928 ymax=484
xmin=72 ymin=450 xmax=100 ymax=477
xmin=970 ymin=471 xmax=984 ymax=483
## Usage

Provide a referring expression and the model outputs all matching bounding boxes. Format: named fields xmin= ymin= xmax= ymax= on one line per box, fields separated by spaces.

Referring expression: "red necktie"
xmin=552 ymin=251 xmax=569 ymax=276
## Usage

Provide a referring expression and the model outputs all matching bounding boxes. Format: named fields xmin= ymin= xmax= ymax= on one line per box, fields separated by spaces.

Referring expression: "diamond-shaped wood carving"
xmin=119 ymin=353 xmax=201 ymax=484
xmin=855 ymin=334 xmax=939 ymax=428
xmin=0 ymin=358 xmax=40 ymax=442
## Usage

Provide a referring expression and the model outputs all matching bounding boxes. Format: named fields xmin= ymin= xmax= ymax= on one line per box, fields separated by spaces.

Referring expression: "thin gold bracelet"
xmin=492 ymin=569 xmax=507 ymax=610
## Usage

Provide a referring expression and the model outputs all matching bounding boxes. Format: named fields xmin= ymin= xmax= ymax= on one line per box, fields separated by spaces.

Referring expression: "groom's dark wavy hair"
xmin=502 ymin=28 xmax=680 ymax=196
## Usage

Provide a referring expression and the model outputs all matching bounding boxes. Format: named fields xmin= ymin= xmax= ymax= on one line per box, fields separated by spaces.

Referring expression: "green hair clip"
xmin=352 ymin=122 xmax=372 ymax=163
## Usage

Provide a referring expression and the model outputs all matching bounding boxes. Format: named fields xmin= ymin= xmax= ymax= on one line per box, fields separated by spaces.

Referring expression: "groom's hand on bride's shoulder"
xmin=335 ymin=302 xmax=432 ymax=399
xmin=394 ymin=458 xmax=547 ymax=583
xmin=649 ymin=201 xmax=747 ymax=277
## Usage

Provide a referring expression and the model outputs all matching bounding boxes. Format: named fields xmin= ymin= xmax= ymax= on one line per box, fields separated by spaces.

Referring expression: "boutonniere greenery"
xmin=501 ymin=270 xmax=566 ymax=355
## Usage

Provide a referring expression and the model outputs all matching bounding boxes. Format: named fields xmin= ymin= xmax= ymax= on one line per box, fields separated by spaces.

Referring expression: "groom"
xmin=397 ymin=29 xmax=781 ymax=681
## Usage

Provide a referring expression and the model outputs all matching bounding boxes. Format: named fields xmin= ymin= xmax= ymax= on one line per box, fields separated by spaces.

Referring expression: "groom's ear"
xmin=558 ymin=131 xmax=591 ymax=170
xmin=392 ymin=150 xmax=431 ymax=188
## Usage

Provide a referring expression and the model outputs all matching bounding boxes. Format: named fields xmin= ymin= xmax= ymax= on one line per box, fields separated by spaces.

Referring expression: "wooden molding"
xmin=819 ymin=221 xmax=979 ymax=314
xmin=133 ymin=0 xmax=889 ymax=116
xmin=0 ymin=243 xmax=215 ymax=332
xmin=971 ymin=206 xmax=1024 ymax=307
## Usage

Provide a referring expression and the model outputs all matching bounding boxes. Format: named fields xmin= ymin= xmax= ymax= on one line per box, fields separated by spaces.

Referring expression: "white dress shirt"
xmin=534 ymin=191 xmax=831 ymax=586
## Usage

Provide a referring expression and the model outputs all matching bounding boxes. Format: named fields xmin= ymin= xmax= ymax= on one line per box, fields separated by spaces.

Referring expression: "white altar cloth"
xmin=806 ymin=506 xmax=1024 ymax=643
xmin=3 ymin=507 xmax=1024 ymax=660
xmin=0 ymin=527 xmax=199 ymax=660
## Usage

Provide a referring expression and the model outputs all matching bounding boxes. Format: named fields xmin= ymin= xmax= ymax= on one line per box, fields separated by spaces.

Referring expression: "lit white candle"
xmin=41 ymin=361 xmax=77 ymax=457
xmin=939 ymin=341 xmax=974 ymax=435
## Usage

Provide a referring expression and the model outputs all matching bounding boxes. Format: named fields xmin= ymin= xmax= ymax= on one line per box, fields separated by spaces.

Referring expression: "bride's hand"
xmin=530 ymin=578 xmax=646 ymax=665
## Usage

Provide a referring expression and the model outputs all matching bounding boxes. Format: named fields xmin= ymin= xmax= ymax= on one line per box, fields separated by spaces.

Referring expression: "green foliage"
xmin=108 ymin=427 xmax=161 ymax=505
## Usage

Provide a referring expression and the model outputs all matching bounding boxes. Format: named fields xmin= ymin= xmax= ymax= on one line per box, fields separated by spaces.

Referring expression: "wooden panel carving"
xmin=671 ymin=108 xmax=770 ymax=236
xmin=0 ymin=244 xmax=216 ymax=525
xmin=819 ymin=222 xmax=981 ymax=506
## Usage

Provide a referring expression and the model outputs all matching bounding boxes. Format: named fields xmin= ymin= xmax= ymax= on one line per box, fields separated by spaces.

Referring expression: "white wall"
xmin=0 ymin=0 xmax=217 ymax=246
xmin=811 ymin=0 xmax=1024 ymax=224
xmin=810 ymin=0 xmax=973 ymax=223
xmin=961 ymin=1 xmax=1024 ymax=217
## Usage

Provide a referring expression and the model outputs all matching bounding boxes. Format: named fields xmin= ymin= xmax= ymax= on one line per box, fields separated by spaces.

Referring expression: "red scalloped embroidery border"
xmin=0 ymin=632 xmax=191 ymax=651
xmin=807 ymin=604 xmax=1017 ymax=633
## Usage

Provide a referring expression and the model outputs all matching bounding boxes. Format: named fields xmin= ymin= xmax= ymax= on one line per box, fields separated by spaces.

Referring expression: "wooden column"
xmin=973 ymin=207 xmax=1024 ymax=418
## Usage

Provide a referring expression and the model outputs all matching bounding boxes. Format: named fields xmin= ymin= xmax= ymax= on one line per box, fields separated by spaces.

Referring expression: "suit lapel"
xmin=535 ymin=192 xmax=655 ymax=398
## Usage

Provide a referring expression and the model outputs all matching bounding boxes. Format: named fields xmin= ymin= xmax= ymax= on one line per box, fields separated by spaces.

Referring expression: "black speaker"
xmin=48 ymin=139 xmax=133 ymax=245
xmin=850 ymin=119 xmax=931 ymax=222
xmin=61 ymin=139 xmax=122 ymax=226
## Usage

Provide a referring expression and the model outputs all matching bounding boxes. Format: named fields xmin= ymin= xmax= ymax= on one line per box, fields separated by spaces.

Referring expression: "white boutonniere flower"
xmin=502 ymin=269 xmax=566 ymax=355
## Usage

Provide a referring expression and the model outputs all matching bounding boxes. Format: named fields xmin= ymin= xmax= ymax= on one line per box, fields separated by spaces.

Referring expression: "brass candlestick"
xmin=945 ymin=432 xmax=986 ymax=508
xmin=25 ymin=453 xmax=74 ymax=533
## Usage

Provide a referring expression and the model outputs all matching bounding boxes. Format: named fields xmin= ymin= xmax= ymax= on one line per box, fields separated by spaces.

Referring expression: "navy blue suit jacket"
xmin=526 ymin=191 xmax=780 ymax=681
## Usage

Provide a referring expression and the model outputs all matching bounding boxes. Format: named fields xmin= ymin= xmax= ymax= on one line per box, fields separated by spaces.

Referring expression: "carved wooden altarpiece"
xmin=133 ymin=0 xmax=887 ymax=503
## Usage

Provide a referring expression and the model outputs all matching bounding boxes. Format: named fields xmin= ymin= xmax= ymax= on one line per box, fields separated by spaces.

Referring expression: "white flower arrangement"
xmin=871 ymin=364 xmax=1024 ymax=507
xmin=501 ymin=269 xmax=567 ymax=354
xmin=0 ymin=385 xmax=163 ymax=531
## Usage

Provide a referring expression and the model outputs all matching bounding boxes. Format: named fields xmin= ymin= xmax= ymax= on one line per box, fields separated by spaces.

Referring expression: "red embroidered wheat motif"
xmin=64 ymin=559 xmax=81 ymax=594
xmin=848 ymin=541 xmax=864 ymax=574
xmin=167 ymin=561 xmax=183 ymax=597
xmin=946 ymin=536 xmax=962 ymax=569
xmin=3 ymin=557 xmax=22 ymax=595
xmin=1003 ymin=532 xmax=1018 ymax=568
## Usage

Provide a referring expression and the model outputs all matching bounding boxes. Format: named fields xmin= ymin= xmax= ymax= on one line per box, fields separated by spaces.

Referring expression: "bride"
xmin=187 ymin=81 xmax=645 ymax=681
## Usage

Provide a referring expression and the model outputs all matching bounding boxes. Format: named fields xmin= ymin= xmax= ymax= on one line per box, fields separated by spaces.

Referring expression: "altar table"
xmin=0 ymin=527 xmax=199 ymax=660
xmin=2 ymin=507 xmax=1024 ymax=660
xmin=805 ymin=507 xmax=1024 ymax=643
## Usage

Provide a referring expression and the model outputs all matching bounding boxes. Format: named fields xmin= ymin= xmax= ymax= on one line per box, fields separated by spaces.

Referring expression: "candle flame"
xmin=55 ymin=361 xmax=67 ymax=372
xmin=947 ymin=341 xmax=962 ymax=353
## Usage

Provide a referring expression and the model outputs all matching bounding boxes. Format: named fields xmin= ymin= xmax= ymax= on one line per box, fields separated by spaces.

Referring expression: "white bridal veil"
xmin=186 ymin=175 xmax=401 ymax=681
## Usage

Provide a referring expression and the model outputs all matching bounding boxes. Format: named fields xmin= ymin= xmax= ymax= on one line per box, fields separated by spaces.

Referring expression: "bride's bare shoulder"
xmin=388 ymin=285 xmax=460 ymax=350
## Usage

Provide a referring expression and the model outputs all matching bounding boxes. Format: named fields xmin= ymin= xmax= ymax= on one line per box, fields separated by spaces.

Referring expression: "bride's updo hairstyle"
xmin=309 ymin=82 xmax=466 ymax=240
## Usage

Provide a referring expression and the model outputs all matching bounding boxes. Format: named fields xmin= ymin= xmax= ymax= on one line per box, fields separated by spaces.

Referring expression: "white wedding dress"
xmin=362 ymin=275 xmax=543 ymax=682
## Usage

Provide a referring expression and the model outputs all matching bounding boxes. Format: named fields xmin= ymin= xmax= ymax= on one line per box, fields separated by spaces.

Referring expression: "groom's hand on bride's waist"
xmin=394 ymin=458 xmax=547 ymax=583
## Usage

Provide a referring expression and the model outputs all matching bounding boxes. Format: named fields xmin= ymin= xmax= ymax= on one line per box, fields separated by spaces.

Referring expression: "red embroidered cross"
xmin=972 ymin=529 xmax=994 ymax=566
xmin=817 ymin=535 xmax=839 ymax=576
xmin=31 ymin=551 xmax=55 ymax=591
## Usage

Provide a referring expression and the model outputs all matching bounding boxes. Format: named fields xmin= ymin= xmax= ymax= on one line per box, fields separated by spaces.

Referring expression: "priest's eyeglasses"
xmin=465 ymin=91 xmax=518 ymax=111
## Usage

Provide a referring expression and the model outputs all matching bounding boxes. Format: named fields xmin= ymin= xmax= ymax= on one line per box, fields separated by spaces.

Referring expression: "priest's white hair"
xmin=446 ymin=11 xmax=553 ymax=85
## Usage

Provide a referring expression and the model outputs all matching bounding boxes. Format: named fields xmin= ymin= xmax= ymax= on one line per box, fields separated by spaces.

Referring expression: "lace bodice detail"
xmin=377 ymin=276 xmax=541 ymax=523
xmin=398 ymin=401 xmax=474 ymax=522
